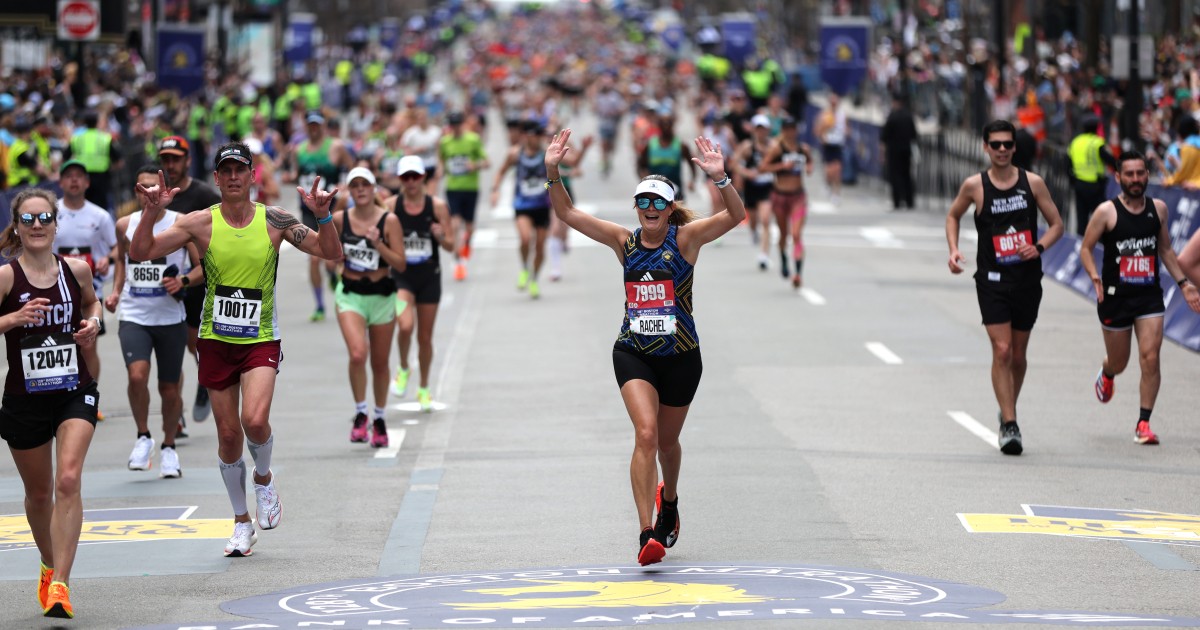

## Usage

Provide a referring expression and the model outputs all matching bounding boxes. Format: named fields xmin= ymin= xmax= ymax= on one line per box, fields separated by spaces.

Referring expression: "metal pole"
xmin=993 ymin=0 xmax=1007 ymax=96
xmin=1126 ymin=0 xmax=1143 ymax=149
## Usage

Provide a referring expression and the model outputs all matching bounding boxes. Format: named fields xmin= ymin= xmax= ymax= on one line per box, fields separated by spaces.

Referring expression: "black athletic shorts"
xmin=976 ymin=279 xmax=1043 ymax=331
xmin=1098 ymin=291 xmax=1165 ymax=331
xmin=446 ymin=190 xmax=479 ymax=223
xmin=821 ymin=143 xmax=844 ymax=164
xmin=612 ymin=345 xmax=703 ymax=407
xmin=392 ymin=265 xmax=442 ymax=305
xmin=515 ymin=206 xmax=551 ymax=229
xmin=744 ymin=181 xmax=773 ymax=207
xmin=0 ymin=381 xmax=100 ymax=450
xmin=118 ymin=320 xmax=188 ymax=383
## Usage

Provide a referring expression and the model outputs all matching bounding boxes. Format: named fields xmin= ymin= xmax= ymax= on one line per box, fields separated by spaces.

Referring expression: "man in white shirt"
xmin=54 ymin=159 xmax=118 ymax=313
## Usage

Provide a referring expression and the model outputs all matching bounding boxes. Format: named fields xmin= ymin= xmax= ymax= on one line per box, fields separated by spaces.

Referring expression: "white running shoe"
xmin=160 ymin=447 xmax=181 ymax=478
xmin=223 ymin=521 xmax=257 ymax=557
xmin=254 ymin=474 xmax=282 ymax=530
xmin=128 ymin=436 xmax=154 ymax=471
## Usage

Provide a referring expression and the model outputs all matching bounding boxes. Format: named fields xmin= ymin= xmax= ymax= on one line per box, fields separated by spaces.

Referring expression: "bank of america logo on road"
xmin=231 ymin=290 xmax=245 ymax=299
xmin=640 ymin=272 xmax=655 ymax=282
xmin=130 ymin=565 xmax=1200 ymax=629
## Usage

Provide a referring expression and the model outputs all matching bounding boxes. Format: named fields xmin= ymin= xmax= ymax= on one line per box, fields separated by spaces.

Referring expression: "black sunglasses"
xmin=636 ymin=197 xmax=669 ymax=211
xmin=18 ymin=212 xmax=55 ymax=226
xmin=988 ymin=140 xmax=1015 ymax=150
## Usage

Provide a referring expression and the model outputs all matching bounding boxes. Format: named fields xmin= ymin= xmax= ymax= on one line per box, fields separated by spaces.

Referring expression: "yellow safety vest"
xmin=7 ymin=138 xmax=36 ymax=187
xmin=1068 ymin=133 xmax=1106 ymax=183
xmin=69 ymin=129 xmax=111 ymax=174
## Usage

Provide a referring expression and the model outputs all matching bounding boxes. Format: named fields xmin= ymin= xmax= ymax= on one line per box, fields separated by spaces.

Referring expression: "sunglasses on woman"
xmin=18 ymin=212 xmax=55 ymax=226
xmin=635 ymin=197 xmax=669 ymax=211
xmin=988 ymin=140 xmax=1015 ymax=150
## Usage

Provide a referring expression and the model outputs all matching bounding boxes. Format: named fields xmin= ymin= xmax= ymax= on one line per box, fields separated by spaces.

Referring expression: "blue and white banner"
xmin=380 ymin=18 xmax=401 ymax=51
xmin=720 ymin=13 xmax=756 ymax=67
xmin=156 ymin=25 xmax=204 ymax=98
xmin=284 ymin=13 xmax=315 ymax=64
xmin=819 ymin=17 xmax=871 ymax=96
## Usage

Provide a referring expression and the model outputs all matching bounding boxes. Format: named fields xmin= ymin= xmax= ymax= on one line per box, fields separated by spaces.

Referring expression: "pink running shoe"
xmin=349 ymin=413 xmax=369 ymax=443
xmin=371 ymin=419 xmax=389 ymax=448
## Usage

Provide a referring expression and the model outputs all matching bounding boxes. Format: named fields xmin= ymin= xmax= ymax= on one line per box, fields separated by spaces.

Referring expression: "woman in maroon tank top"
xmin=0 ymin=188 xmax=103 ymax=618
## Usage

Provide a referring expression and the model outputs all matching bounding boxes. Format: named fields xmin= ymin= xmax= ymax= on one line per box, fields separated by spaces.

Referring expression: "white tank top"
xmin=119 ymin=210 xmax=187 ymax=326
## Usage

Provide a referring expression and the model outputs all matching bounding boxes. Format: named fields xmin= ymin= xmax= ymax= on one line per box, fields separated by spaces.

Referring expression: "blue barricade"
xmin=1041 ymin=182 xmax=1200 ymax=352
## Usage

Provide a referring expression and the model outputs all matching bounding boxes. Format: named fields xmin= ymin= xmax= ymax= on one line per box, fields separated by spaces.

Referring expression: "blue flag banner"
xmin=156 ymin=26 xmax=205 ymax=98
xmin=661 ymin=23 xmax=684 ymax=52
xmin=380 ymin=18 xmax=401 ymax=51
xmin=820 ymin=18 xmax=871 ymax=96
xmin=285 ymin=14 xmax=315 ymax=64
xmin=721 ymin=14 xmax=756 ymax=67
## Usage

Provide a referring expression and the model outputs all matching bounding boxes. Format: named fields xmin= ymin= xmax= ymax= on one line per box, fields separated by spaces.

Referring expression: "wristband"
xmin=1179 ymin=277 xmax=1190 ymax=288
xmin=88 ymin=316 xmax=101 ymax=328
xmin=316 ymin=213 xmax=333 ymax=225
xmin=181 ymin=275 xmax=190 ymax=287
xmin=544 ymin=178 xmax=561 ymax=190
xmin=713 ymin=175 xmax=731 ymax=189
xmin=1034 ymin=243 xmax=1045 ymax=254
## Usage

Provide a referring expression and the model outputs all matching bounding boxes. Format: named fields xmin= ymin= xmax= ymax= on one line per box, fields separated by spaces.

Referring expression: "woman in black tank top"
xmin=0 ymin=189 xmax=103 ymax=617
xmin=332 ymin=169 xmax=409 ymax=447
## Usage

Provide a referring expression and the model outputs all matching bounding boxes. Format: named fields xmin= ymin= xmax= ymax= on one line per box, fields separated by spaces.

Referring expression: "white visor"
xmin=633 ymin=179 xmax=675 ymax=203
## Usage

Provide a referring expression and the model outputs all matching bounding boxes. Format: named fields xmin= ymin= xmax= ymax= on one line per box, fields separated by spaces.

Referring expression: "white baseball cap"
xmin=633 ymin=179 xmax=675 ymax=203
xmin=397 ymin=155 xmax=426 ymax=177
xmin=751 ymin=114 xmax=772 ymax=128
xmin=243 ymin=137 xmax=264 ymax=155
xmin=346 ymin=166 xmax=376 ymax=185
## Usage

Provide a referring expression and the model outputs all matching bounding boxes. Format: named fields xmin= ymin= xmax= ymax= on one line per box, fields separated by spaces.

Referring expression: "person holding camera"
xmin=105 ymin=165 xmax=202 ymax=478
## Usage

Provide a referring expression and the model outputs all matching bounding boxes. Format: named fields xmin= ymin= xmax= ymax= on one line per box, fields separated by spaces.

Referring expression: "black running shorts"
xmin=392 ymin=265 xmax=442 ymax=305
xmin=446 ymin=190 xmax=479 ymax=223
xmin=515 ymin=206 xmax=551 ymax=229
xmin=1097 ymin=291 xmax=1165 ymax=331
xmin=612 ymin=345 xmax=703 ymax=407
xmin=976 ymin=279 xmax=1043 ymax=331
xmin=0 ymin=381 xmax=100 ymax=450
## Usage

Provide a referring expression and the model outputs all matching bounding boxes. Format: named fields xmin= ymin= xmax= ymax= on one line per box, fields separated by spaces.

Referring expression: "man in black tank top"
xmin=1078 ymin=151 xmax=1199 ymax=446
xmin=946 ymin=120 xmax=1065 ymax=456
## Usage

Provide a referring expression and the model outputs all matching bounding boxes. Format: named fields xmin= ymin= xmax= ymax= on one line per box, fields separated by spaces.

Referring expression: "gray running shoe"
xmin=998 ymin=422 xmax=1023 ymax=455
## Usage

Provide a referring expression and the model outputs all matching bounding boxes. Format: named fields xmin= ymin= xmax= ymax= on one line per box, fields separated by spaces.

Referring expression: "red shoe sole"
xmin=638 ymin=539 xmax=665 ymax=566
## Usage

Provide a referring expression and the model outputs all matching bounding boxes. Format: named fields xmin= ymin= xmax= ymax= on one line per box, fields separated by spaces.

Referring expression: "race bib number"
xmin=212 ymin=285 xmax=262 ymax=338
xmin=404 ymin=232 xmax=433 ymax=264
xmin=518 ymin=176 xmax=544 ymax=198
xmin=447 ymin=155 xmax=471 ymax=176
xmin=1119 ymin=255 xmax=1157 ymax=285
xmin=783 ymin=152 xmax=806 ymax=174
xmin=127 ymin=258 xmax=168 ymax=297
xmin=992 ymin=229 xmax=1033 ymax=265
xmin=625 ymin=270 xmax=677 ymax=336
xmin=59 ymin=246 xmax=95 ymax=271
xmin=343 ymin=239 xmax=380 ymax=272
xmin=20 ymin=333 xmax=79 ymax=393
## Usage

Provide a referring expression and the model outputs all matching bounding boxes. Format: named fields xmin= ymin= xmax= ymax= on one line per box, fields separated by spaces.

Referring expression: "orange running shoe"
xmin=1135 ymin=420 xmax=1159 ymax=445
xmin=43 ymin=581 xmax=72 ymax=618
xmin=638 ymin=530 xmax=665 ymax=566
xmin=459 ymin=243 xmax=471 ymax=259
xmin=454 ymin=263 xmax=467 ymax=281
xmin=1094 ymin=369 xmax=1114 ymax=403
xmin=37 ymin=562 xmax=53 ymax=609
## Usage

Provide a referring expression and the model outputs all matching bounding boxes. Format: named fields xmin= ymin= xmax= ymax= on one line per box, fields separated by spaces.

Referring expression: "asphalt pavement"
xmin=1 ymin=105 xmax=1199 ymax=630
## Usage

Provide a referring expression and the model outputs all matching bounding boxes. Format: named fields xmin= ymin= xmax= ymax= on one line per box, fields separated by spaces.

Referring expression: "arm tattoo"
xmin=266 ymin=206 xmax=302 ymax=230
xmin=290 ymin=225 xmax=310 ymax=245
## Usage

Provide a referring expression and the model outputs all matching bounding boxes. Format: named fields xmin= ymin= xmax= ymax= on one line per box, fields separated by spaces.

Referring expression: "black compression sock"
xmin=1139 ymin=407 xmax=1152 ymax=422
xmin=661 ymin=494 xmax=678 ymax=510
xmin=640 ymin=527 xmax=655 ymax=547
xmin=138 ymin=431 xmax=151 ymax=439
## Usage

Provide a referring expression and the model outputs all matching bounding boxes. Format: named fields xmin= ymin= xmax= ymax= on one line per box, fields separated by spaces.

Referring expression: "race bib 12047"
xmin=20 ymin=332 xmax=79 ymax=393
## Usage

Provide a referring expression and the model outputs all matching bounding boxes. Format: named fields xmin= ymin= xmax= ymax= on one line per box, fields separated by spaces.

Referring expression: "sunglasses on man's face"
xmin=18 ymin=212 xmax=55 ymax=226
xmin=399 ymin=173 xmax=424 ymax=182
xmin=635 ymin=197 xmax=669 ymax=211
xmin=988 ymin=140 xmax=1015 ymax=150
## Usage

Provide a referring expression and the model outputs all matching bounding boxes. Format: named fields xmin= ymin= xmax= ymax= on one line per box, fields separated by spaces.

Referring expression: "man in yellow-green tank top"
xmin=128 ymin=142 xmax=342 ymax=558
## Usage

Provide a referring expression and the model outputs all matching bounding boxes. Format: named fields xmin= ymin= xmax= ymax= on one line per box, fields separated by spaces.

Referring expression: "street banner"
xmin=156 ymin=25 xmax=204 ymax=97
xmin=819 ymin=17 xmax=871 ymax=95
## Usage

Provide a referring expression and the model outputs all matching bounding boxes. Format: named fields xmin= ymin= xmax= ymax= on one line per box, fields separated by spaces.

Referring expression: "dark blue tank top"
xmin=617 ymin=225 xmax=698 ymax=356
